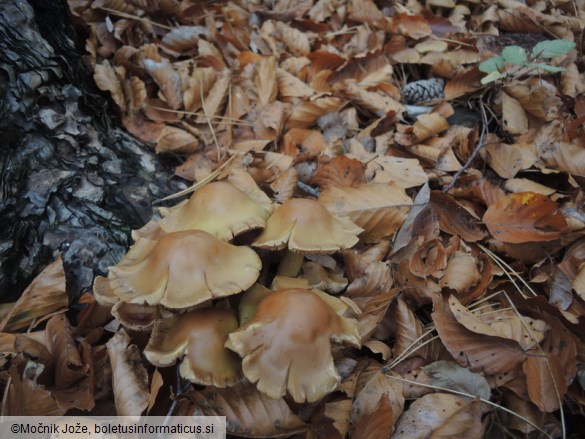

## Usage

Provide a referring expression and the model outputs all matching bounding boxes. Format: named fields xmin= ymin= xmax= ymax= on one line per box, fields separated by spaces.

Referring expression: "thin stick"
xmin=443 ymin=95 xmax=489 ymax=192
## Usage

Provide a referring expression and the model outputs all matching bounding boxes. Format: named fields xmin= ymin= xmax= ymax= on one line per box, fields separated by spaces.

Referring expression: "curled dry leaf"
xmin=483 ymin=192 xmax=569 ymax=243
xmin=430 ymin=191 xmax=486 ymax=242
xmin=351 ymin=365 xmax=404 ymax=437
xmin=288 ymin=97 xmax=343 ymax=129
xmin=142 ymin=59 xmax=183 ymax=110
xmin=440 ymin=251 xmax=481 ymax=293
xmin=94 ymin=60 xmax=125 ymax=111
xmin=155 ymin=125 xmax=199 ymax=154
xmin=432 ymin=294 xmax=527 ymax=375
xmin=314 ymin=155 xmax=366 ymax=190
xmin=319 ymin=183 xmax=412 ymax=243
xmin=393 ymin=393 xmax=482 ymax=439
xmin=0 ymin=256 xmax=68 ymax=332
xmin=423 ymin=360 xmax=491 ymax=401
xmin=45 ymin=314 xmax=88 ymax=389
xmin=106 ymin=329 xmax=149 ymax=416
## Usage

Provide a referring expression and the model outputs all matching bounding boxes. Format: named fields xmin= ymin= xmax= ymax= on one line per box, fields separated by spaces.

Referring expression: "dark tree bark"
xmin=0 ymin=0 xmax=183 ymax=299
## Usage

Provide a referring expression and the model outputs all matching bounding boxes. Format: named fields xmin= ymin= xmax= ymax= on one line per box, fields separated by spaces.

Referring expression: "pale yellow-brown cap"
xmin=145 ymin=308 xmax=241 ymax=387
xmin=155 ymin=181 xmax=273 ymax=241
xmin=225 ymin=288 xmax=360 ymax=403
xmin=108 ymin=230 xmax=261 ymax=309
xmin=252 ymin=198 xmax=362 ymax=254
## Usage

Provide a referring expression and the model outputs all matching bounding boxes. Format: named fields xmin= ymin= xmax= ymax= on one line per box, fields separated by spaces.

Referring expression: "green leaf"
xmin=479 ymin=56 xmax=505 ymax=73
xmin=480 ymin=70 xmax=507 ymax=85
xmin=502 ymin=46 xmax=527 ymax=65
xmin=527 ymin=63 xmax=566 ymax=73
xmin=531 ymin=40 xmax=575 ymax=59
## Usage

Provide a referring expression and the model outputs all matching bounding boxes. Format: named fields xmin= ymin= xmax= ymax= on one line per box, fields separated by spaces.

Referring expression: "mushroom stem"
xmin=277 ymin=251 xmax=304 ymax=277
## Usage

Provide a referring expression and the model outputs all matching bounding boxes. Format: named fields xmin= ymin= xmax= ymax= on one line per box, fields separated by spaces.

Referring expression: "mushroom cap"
xmin=111 ymin=301 xmax=161 ymax=331
xmin=108 ymin=230 xmax=261 ymax=309
xmin=145 ymin=308 xmax=241 ymax=387
xmin=225 ymin=288 xmax=360 ymax=403
xmin=156 ymin=181 xmax=273 ymax=241
xmin=92 ymin=275 xmax=119 ymax=307
xmin=252 ymin=198 xmax=362 ymax=253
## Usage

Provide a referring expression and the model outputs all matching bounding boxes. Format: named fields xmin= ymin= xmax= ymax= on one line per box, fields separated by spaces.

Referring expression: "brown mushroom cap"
xmin=225 ymin=288 xmax=360 ymax=403
xmin=111 ymin=301 xmax=161 ymax=331
xmin=108 ymin=230 xmax=261 ymax=308
xmin=155 ymin=181 xmax=273 ymax=241
xmin=145 ymin=308 xmax=241 ymax=387
xmin=252 ymin=198 xmax=362 ymax=253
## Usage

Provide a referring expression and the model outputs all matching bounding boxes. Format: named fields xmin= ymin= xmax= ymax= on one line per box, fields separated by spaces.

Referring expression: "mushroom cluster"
xmin=94 ymin=178 xmax=363 ymax=402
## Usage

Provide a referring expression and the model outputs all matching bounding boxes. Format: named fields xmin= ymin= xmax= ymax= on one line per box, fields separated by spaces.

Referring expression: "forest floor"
xmin=2 ymin=0 xmax=585 ymax=438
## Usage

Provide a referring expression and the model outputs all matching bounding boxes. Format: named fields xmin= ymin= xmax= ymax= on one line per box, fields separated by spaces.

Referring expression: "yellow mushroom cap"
xmin=156 ymin=181 xmax=273 ymax=241
xmin=252 ymin=198 xmax=362 ymax=253
xmin=108 ymin=230 xmax=261 ymax=309
xmin=145 ymin=308 xmax=241 ymax=387
xmin=225 ymin=288 xmax=360 ymax=403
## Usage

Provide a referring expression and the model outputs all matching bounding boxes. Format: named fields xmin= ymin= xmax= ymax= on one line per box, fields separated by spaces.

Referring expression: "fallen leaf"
xmin=483 ymin=192 xmax=569 ymax=243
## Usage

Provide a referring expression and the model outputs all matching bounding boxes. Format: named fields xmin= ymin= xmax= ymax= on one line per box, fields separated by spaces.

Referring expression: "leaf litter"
xmin=1 ymin=0 xmax=585 ymax=437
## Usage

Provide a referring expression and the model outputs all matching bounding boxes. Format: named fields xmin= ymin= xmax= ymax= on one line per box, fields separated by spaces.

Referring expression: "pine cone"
xmin=402 ymin=78 xmax=445 ymax=104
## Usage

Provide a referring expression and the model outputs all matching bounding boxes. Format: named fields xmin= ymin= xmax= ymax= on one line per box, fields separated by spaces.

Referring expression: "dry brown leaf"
xmin=412 ymin=113 xmax=450 ymax=142
xmin=393 ymin=393 xmax=482 ymax=439
xmin=429 ymin=191 xmax=486 ymax=242
xmin=479 ymin=309 xmax=548 ymax=351
xmin=288 ymin=97 xmax=343 ymax=129
xmin=106 ymin=329 xmax=149 ymax=416
xmin=187 ymin=382 xmax=307 ymax=437
xmin=409 ymin=238 xmax=447 ymax=279
xmin=432 ymin=294 xmax=527 ymax=375
xmin=94 ymin=60 xmax=126 ymax=111
xmin=440 ymin=251 xmax=481 ymax=294
xmin=155 ymin=126 xmax=199 ymax=154
xmin=392 ymin=13 xmax=432 ymax=40
xmin=482 ymin=142 xmax=537 ymax=179
xmin=270 ymin=168 xmax=298 ymax=203
xmin=255 ymin=56 xmax=278 ymax=107
xmin=423 ymin=360 xmax=491 ymax=401
xmin=277 ymin=68 xmax=315 ymax=98
xmin=349 ymin=0 xmax=385 ymax=26
xmin=314 ymin=156 xmax=366 ymax=190
xmin=196 ymin=70 xmax=230 ymax=123
xmin=363 ymin=155 xmax=428 ymax=188
xmin=161 ymin=25 xmax=207 ymax=52
xmin=320 ymin=183 xmax=412 ymax=243
xmin=45 ymin=314 xmax=88 ymax=389
xmin=345 ymin=82 xmax=404 ymax=116
xmin=352 ymin=366 xmax=404 ymax=437
xmin=501 ymin=92 xmax=528 ymax=135
xmin=183 ymin=67 xmax=217 ymax=112
xmin=389 ymin=297 xmax=430 ymax=361
xmin=0 ymin=257 xmax=68 ymax=332
xmin=352 ymin=395 xmax=395 ymax=439
xmin=276 ymin=22 xmax=311 ymax=56
xmin=523 ymin=354 xmax=567 ymax=412
xmin=2 ymin=367 xmax=65 ymax=416
xmin=142 ymin=59 xmax=183 ymax=110
xmin=538 ymin=140 xmax=585 ymax=177
xmin=359 ymin=291 xmax=397 ymax=340
xmin=483 ymin=192 xmax=569 ymax=243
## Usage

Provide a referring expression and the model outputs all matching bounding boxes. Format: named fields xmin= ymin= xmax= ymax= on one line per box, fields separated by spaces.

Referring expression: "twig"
xmin=443 ymin=95 xmax=489 ymax=192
